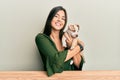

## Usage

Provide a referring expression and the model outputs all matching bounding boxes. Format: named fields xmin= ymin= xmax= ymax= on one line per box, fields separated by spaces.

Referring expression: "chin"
xmin=56 ymin=27 xmax=64 ymax=30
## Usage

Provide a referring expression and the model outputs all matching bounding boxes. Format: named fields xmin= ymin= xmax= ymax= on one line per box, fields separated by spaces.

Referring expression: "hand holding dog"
xmin=64 ymin=32 xmax=73 ymax=48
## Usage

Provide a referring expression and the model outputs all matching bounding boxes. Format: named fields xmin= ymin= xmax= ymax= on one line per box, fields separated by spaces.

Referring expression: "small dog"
xmin=62 ymin=24 xmax=81 ymax=49
xmin=62 ymin=24 xmax=85 ymax=64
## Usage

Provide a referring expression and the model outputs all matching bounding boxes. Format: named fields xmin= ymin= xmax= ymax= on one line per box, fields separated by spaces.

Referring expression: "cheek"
xmin=51 ymin=21 xmax=53 ymax=27
xmin=51 ymin=19 xmax=55 ymax=26
xmin=62 ymin=20 xmax=65 ymax=25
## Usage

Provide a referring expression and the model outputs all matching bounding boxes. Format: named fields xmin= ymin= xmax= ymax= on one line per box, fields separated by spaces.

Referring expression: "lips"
xmin=55 ymin=22 xmax=62 ymax=27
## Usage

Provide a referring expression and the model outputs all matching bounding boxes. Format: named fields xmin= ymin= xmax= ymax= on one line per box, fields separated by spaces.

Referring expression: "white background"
xmin=0 ymin=0 xmax=120 ymax=70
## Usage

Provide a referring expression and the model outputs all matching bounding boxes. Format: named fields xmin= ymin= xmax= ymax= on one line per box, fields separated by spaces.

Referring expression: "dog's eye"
xmin=72 ymin=30 xmax=76 ymax=32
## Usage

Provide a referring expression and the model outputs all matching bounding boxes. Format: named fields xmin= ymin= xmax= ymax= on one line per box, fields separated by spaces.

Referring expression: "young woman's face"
xmin=51 ymin=10 xmax=66 ymax=31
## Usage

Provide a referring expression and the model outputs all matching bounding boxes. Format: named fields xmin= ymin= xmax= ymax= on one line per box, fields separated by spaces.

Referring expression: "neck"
xmin=50 ymin=30 xmax=60 ymax=40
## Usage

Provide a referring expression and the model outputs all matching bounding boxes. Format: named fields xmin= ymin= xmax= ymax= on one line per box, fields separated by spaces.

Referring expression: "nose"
xmin=57 ymin=18 xmax=61 ymax=22
xmin=57 ymin=18 xmax=60 ymax=21
xmin=76 ymin=35 xmax=78 ymax=37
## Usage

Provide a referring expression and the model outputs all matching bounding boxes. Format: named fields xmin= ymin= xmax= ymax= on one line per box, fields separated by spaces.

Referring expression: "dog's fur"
xmin=62 ymin=24 xmax=85 ymax=63
xmin=62 ymin=24 xmax=81 ymax=49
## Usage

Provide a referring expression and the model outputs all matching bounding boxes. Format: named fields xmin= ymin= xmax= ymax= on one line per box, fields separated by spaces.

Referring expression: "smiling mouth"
xmin=55 ymin=22 xmax=61 ymax=26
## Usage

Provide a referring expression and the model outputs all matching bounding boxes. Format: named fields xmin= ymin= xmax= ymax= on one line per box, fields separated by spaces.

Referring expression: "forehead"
xmin=56 ymin=10 xmax=65 ymax=17
xmin=74 ymin=25 xmax=79 ymax=30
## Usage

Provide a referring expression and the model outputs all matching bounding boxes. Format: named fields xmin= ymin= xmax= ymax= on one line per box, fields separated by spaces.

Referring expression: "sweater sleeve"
xmin=35 ymin=34 xmax=68 ymax=76
xmin=73 ymin=56 xmax=84 ymax=70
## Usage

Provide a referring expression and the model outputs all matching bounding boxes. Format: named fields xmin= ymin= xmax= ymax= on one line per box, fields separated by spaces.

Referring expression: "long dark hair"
xmin=43 ymin=6 xmax=67 ymax=40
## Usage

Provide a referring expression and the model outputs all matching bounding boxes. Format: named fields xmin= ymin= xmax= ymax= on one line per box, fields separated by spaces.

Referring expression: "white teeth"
xmin=56 ymin=22 xmax=61 ymax=26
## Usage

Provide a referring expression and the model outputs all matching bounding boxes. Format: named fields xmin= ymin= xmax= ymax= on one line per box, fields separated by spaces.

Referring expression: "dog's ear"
xmin=68 ymin=25 xmax=74 ymax=30
xmin=76 ymin=24 xmax=80 ymax=30
xmin=68 ymin=25 xmax=71 ymax=30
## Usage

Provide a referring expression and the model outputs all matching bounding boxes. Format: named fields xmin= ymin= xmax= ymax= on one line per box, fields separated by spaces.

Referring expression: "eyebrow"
xmin=56 ymin=13 xmax=65 ymax=18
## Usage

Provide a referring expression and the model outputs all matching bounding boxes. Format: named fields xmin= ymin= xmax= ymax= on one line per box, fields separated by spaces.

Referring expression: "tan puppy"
xmin=62 ymin=24 xmax=85 ymax=64
xmin=62 ymin=24 xmax=81 ymax=49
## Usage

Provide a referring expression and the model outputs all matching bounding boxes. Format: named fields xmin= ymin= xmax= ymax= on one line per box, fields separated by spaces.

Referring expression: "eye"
xmin=54 ymin=15 xmax=58 ymax=18
xmin=62 ymin=17 xmax=65 ymax=21
xmin=72 ymin=30 xmax=76 ymax=32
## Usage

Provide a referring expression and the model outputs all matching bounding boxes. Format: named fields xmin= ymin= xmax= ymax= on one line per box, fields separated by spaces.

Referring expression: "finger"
xmin=69 ymin=35 xmax=72 ymax=40
xmin=68 ymin=33 xmax=72 ymax=38
xmin=64 ymin=33 xmax=71 ymax=41
xmin=66 ymin=39 xmax=69 ymax=43
xmin=68 ymin=35 xmax=73 ymax=41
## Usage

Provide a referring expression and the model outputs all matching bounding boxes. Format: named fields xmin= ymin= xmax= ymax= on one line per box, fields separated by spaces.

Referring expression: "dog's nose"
xmin=76 ymin=35 xmax=78 ymax=37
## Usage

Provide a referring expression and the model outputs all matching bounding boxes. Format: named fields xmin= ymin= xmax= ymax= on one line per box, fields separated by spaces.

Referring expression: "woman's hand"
xmin=78 ymin=39 xmax=85 ymax=51
xmin=64 ymin=33 xmax=73 ymax=48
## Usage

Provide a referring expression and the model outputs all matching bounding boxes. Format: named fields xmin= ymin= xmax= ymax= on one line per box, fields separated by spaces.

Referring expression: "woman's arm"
xmin=73 ymin=52 xmax=82 ymax=68
xmin=73 ymin=39 xmax=85 ymax=68
xmin=63 ymin=34 xmax=84 ymax=66
xmin=35 ymin=33 xmax=70 ymax=76
xmin=64 ymin=45 xmax=81 ymax=61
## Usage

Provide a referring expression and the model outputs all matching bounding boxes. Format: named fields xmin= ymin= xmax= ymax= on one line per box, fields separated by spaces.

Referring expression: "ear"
xmin=76 ymin=24 xmax=80 ymax=30
xmin=68 ymin=25 xmax=73 ymax=30
xmin=68 ymin=25 xmax=71 ymax=30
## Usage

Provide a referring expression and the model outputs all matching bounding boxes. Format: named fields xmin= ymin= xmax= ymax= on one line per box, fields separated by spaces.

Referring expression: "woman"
xmin=35 ymin=6 xmax=84 ymax=76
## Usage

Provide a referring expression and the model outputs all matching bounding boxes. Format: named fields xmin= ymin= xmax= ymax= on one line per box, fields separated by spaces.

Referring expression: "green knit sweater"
xmin=35 ymin=33 xmax=84 ymax=76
